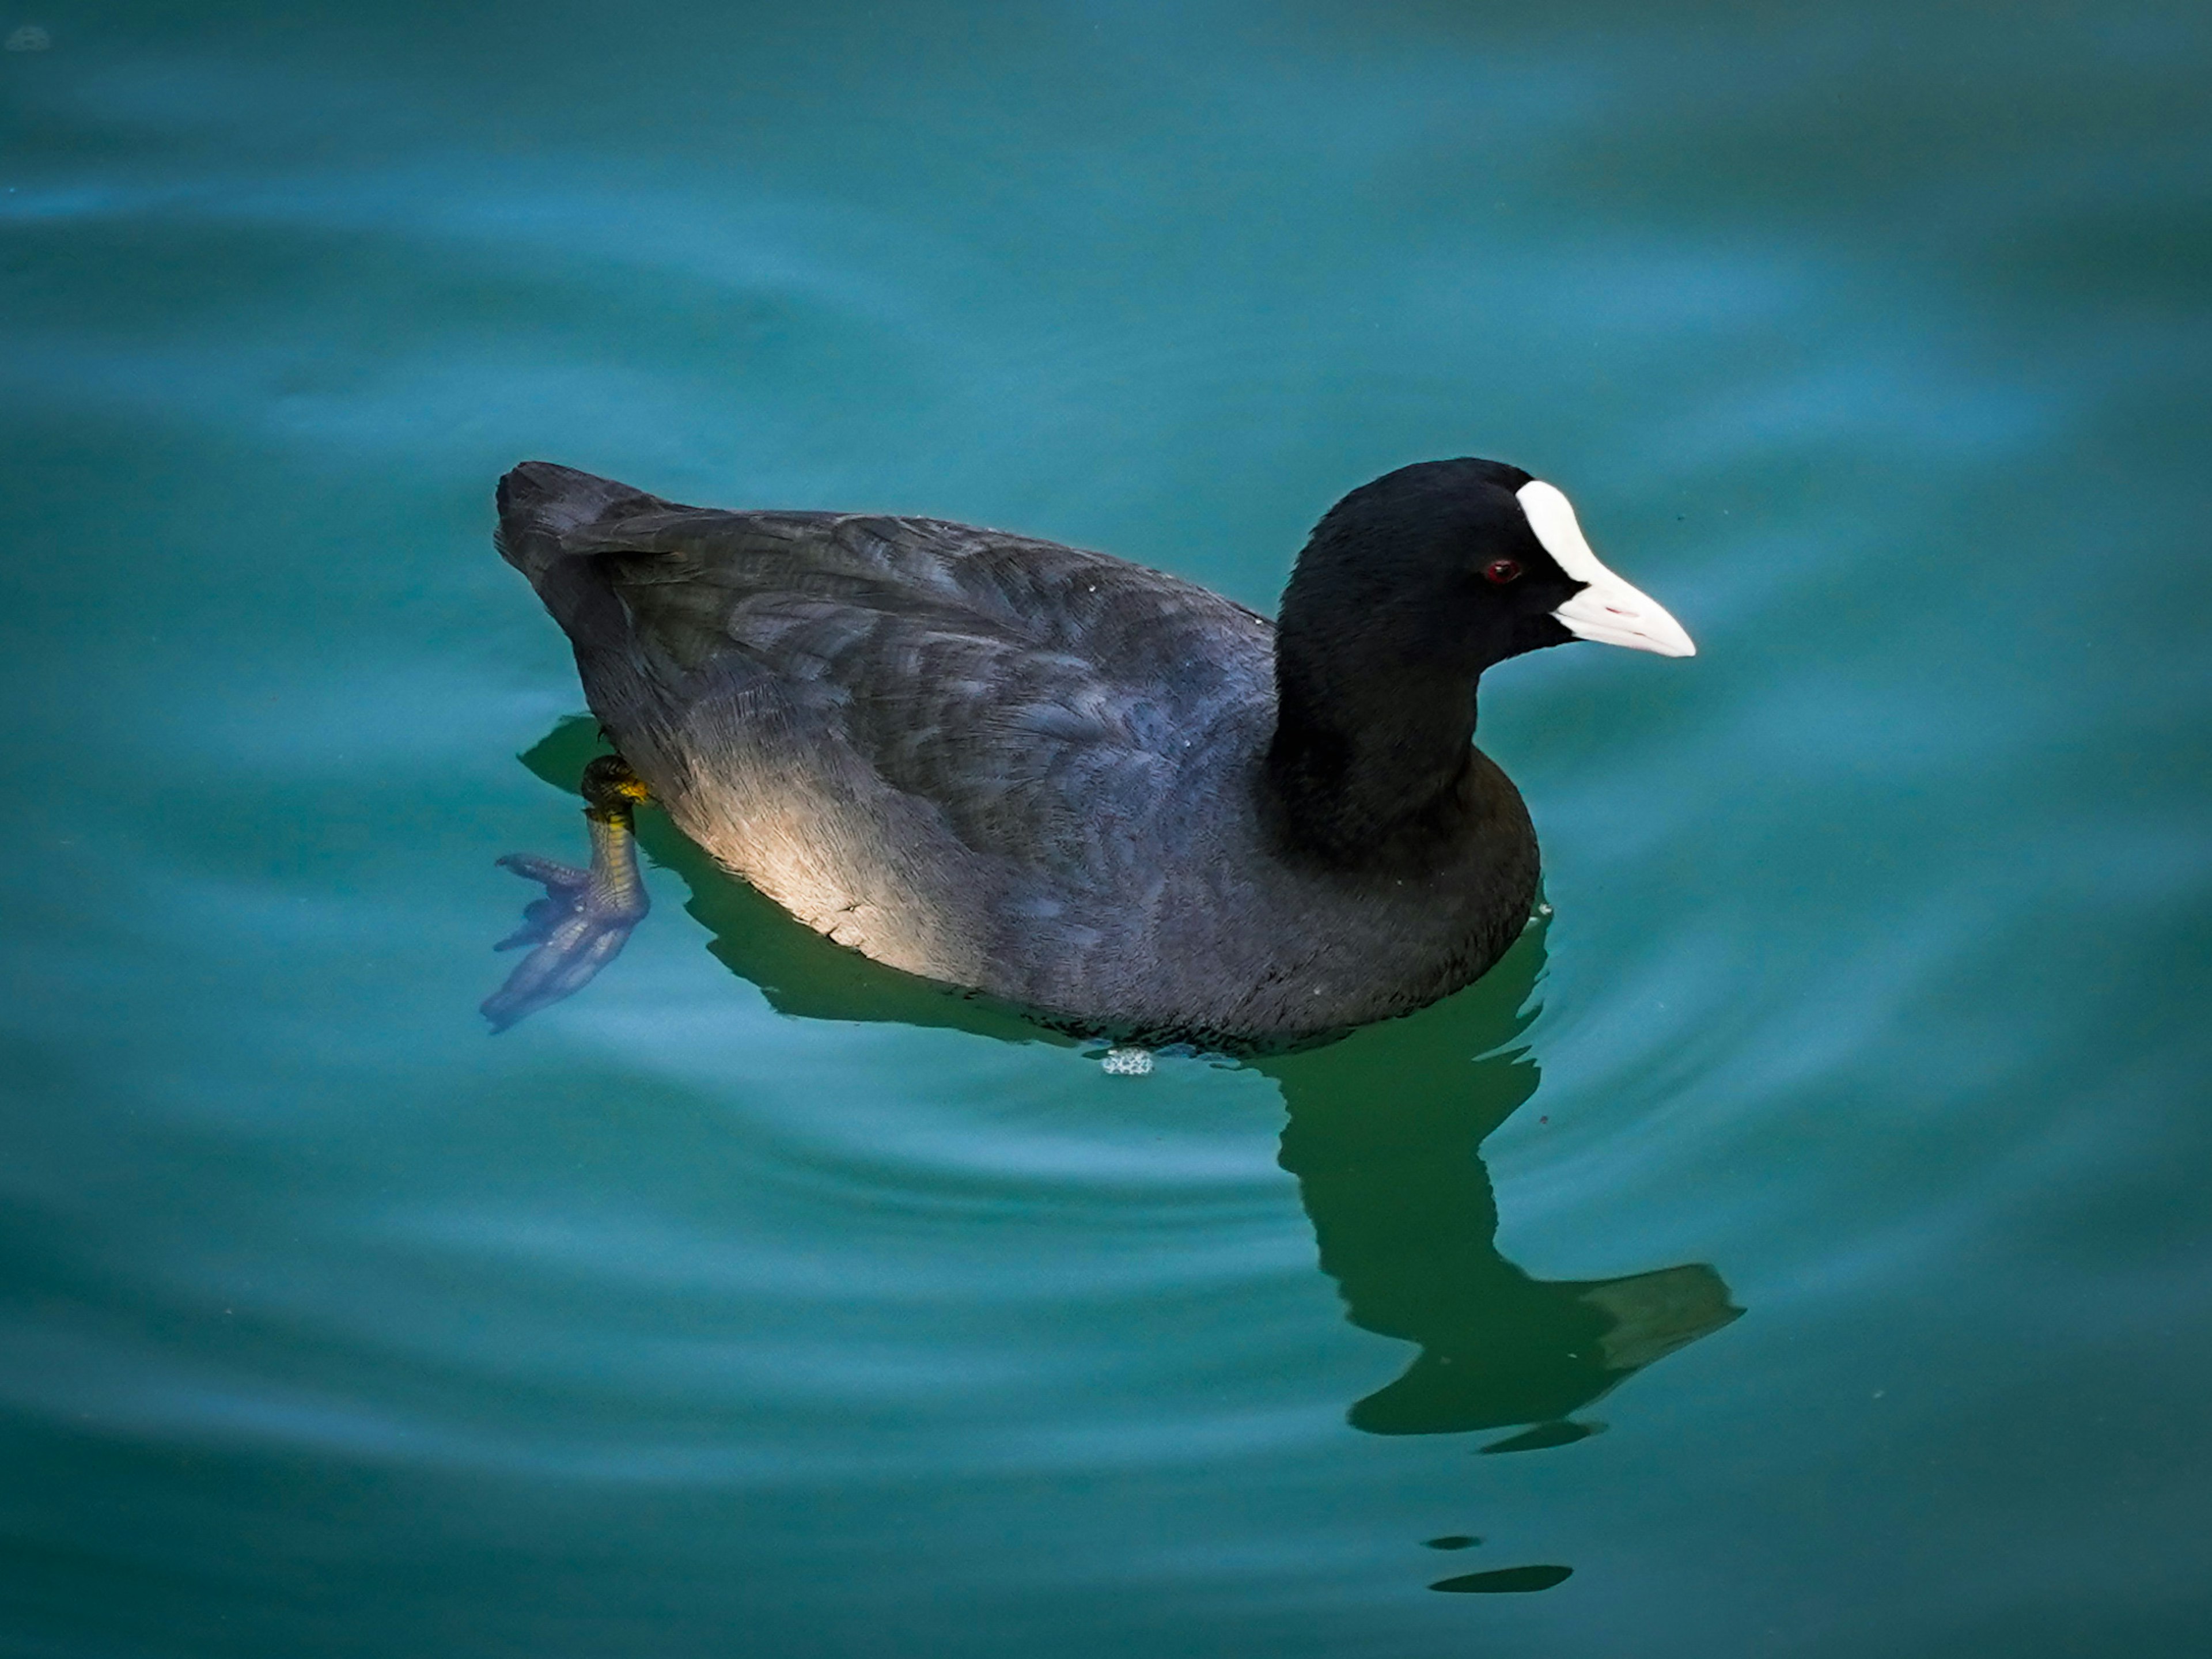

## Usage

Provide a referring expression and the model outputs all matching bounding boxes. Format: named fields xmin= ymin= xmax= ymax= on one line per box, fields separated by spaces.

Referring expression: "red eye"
xmin=1483 ymin=558 xmax=1523 ymax=585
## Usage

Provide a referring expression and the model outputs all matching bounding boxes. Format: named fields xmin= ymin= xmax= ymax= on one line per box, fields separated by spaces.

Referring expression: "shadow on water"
xmin=510 ymin=719 xmax=1743 ymax=1583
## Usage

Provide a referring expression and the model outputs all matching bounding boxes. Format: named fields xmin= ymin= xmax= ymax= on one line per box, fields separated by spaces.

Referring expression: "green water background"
xmin=4 ymin=2 xmax=2209 ymax=1654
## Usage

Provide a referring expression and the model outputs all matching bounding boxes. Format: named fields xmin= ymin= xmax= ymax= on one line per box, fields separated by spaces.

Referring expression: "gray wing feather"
xmin=582 ymin=510 xmax=1271 ymax=887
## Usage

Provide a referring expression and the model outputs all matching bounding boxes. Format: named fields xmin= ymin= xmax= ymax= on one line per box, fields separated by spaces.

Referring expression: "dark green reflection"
xmin=1429 ymin=1564 xmax=1575 ymax=1594
xmin=512 ymin=719 xmax=1741 ymax=1450
xmin=1255 ymin=940 xmax=1742 ymax=1443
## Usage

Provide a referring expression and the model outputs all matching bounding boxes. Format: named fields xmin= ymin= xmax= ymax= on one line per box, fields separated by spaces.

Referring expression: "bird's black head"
xmin=1267 ymin=458 xmax=1693 ymax=861
xmin=1278 ymin=458 xmax=1692 ymax=683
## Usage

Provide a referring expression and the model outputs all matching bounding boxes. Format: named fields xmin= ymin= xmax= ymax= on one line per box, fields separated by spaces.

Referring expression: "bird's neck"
xmin=1263 ymin=658 xmax=1483 ymax=868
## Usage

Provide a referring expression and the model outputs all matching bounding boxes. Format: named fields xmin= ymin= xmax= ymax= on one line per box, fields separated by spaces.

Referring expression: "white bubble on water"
xmin=1099 ymin=1046 xmax=1153 ymax=1077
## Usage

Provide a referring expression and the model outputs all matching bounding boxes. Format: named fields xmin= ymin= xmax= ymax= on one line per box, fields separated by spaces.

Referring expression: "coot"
xmin=487 ymin=459 xmax=1692 ymax=1044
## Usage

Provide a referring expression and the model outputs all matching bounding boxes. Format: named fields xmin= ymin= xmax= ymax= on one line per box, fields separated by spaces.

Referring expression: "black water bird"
xmin=486 ymin=459 xmax=1693 ymax=1042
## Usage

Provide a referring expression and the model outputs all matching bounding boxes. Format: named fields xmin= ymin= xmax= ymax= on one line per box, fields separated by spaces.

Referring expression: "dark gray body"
xmin=496 ymin=463 xmax=1539 ymax=1047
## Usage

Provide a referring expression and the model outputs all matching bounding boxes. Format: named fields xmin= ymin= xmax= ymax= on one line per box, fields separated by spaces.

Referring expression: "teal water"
xmin=5 ymin=2 xmax=2210 ymax=1653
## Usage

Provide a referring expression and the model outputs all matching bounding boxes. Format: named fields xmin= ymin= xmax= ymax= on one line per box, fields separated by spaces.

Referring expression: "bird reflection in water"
xmin=493 ymin=719 xmax=1744 ymax=1591
xmin=1257 ymin=932 xmax=1741 ymax=1448
xmin=1251 ymin=931 xmax=1740 ymax=1592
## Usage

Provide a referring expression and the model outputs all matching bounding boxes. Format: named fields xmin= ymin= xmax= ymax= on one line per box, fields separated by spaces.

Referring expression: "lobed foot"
xmin=482 ymin=757 xmax=653 ymax=1031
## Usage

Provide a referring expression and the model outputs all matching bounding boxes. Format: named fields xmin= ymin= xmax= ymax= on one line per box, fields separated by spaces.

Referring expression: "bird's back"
xmin=496 ymin=463 xmax=1321 ymax=1035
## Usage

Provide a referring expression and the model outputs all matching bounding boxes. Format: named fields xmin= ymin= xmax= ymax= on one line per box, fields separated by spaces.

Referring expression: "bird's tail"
xmin=493 ymin=461 xmax=676 ymax=585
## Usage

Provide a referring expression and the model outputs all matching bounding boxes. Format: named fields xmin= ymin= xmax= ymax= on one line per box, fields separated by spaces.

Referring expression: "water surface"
xmin=5 ymin=3 xmax=2210 ymax=1654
